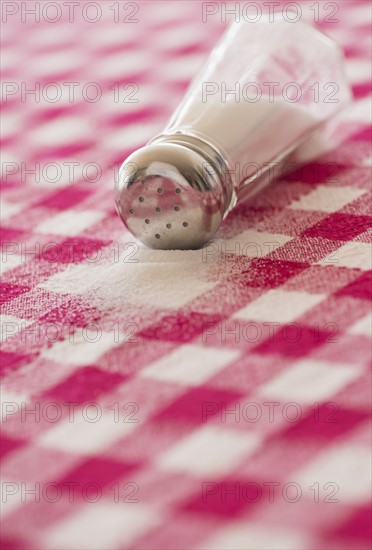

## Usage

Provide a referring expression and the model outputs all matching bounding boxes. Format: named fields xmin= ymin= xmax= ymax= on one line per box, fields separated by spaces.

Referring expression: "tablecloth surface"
xmin=1 ymin=1 xmax=371 ymax=549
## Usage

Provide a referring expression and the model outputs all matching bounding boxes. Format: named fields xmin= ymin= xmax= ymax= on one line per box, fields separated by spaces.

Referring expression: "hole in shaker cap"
xmin=183 ymin=222 xmax=188 ymax=227
xmin=175 ymin=188 xmax=181 ymax=194
xmin=174 ymin=205 xmax=180 ymax=211
xmin=157 ymin=188 xmax=163 ymax=194
xmin=139 ymin=196 xmax=144 ymax=202
xmin=145 ymin=219 xmax=150 ymax=224
xmin=166 ymin=223 xmax=172 ymax=229
xmin=155 ymin=234 xmax=161 ymax=239
xmin=156 ymin=207 xmax=161 ymax=212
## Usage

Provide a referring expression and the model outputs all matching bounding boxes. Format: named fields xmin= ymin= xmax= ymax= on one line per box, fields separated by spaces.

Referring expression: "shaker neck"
xmin=149 ymin=132 xmax=237 ymax=216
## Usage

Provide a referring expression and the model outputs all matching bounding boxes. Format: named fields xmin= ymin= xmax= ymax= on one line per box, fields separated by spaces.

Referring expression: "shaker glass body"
xmin=158 ymin=12 xmax=351 ymax=202
xmin=116 ymin=12 xmax=351 ymax=249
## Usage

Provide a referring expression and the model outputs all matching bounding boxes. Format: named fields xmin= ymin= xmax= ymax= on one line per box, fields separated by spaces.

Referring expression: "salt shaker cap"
xmin=115 ymin=137 xmax=233 ymax=249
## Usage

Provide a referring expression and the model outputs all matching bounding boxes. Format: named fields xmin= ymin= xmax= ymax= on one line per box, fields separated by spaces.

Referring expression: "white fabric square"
xmin=199 ymin=523 xmax=308 ymax=550
xmin=349 ymin=313 xmax=372 ymax=337
xmin=0 ymin=200 xmax=23 ymax=220
xmin=361 ymin=153 xmax=372 ymax=166
xmin=44 ymin=501 xmax=158 ymax=550
xmin=214 ymin=229 xmax=292 ymax=259
xmin=321 ymin=242 xmax=371 ymax=270
xmin=345 ymin=59 xmax=372 ymax=82
xmin=35 ymin=210 xmax=105 ymax=236
xmin=1 ymin=387 xmax=29 ymax=422
xmin=30 ymin=117 xmax=93 ymax=148
xmin=0 ymin=314 xmax=31 ymax=342
xmin=258 ymin=359 xmax=360 ymax=403
xmin=39 ymin=251 xmax=216 ymax=309
xmin=41 ymin=328 xmax=117 ymax=365
xmin=344 ymin=97 xmax=372 ymax=124
xmin=105 ymin=122 xmax=164 ymax=151
xmin=157 ymin=425 xmax=262 ymax=477
xmin=233 ymin=290 xmax=325 ymax=323
xmin=288 ymin=185 xmax=365 ymax=213
xmin=32 ymin=163 xmax=87 ymax=188
xmin=0 ymin=253 xmax=23 ymax=274
xmin=294 ymin=443 xmax=371 ymax=504
xmin=39 ymin=263 xmax=103 ymax=295
xmin=345 ymin=3 xmax=372 ymax=25
xmin=39 ymin=408 xmax=138 ymax=454
xmin=141 ymin=344 xmax=239 ymax=385
xmin=0 ymin=477 xmax=24 ymax=519
xmin=108 ymin=261 xmax=216 ymax=309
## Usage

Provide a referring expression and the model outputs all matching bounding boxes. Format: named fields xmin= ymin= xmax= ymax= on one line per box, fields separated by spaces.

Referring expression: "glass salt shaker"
xmin=115 ymin=11 xmax=351 ymax=250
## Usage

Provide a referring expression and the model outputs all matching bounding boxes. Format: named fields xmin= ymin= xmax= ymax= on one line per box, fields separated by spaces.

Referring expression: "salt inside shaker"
xmin=115 ymin=12 xmax=351 ymax=249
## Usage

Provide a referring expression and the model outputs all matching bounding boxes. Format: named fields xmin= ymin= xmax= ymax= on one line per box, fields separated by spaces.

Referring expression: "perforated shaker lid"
xmin=115 ymin=141 xmax=232 ymax=249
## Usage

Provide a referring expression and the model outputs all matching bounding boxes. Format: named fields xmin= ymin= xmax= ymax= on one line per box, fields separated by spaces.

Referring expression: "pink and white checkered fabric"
xmin=1 ymin=1 xmax=371 ymax=549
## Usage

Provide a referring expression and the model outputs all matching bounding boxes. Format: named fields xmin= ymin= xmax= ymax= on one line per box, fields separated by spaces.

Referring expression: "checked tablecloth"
xmin=0 ymin=1 xmax=371 ymax=549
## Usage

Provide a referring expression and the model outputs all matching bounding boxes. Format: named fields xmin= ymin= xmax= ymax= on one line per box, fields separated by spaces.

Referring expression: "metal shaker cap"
xmin=115 ymin=136 xmax=233 ymax=249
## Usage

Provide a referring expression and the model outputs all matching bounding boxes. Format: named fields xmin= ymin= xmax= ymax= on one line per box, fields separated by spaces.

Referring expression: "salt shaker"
xmin=115 ymin=12 xmax=351 ymax=249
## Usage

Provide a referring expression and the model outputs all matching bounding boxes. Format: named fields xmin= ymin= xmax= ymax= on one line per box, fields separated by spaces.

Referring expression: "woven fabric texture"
xmin=1 ymin=1 xmax=371 ymax=549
